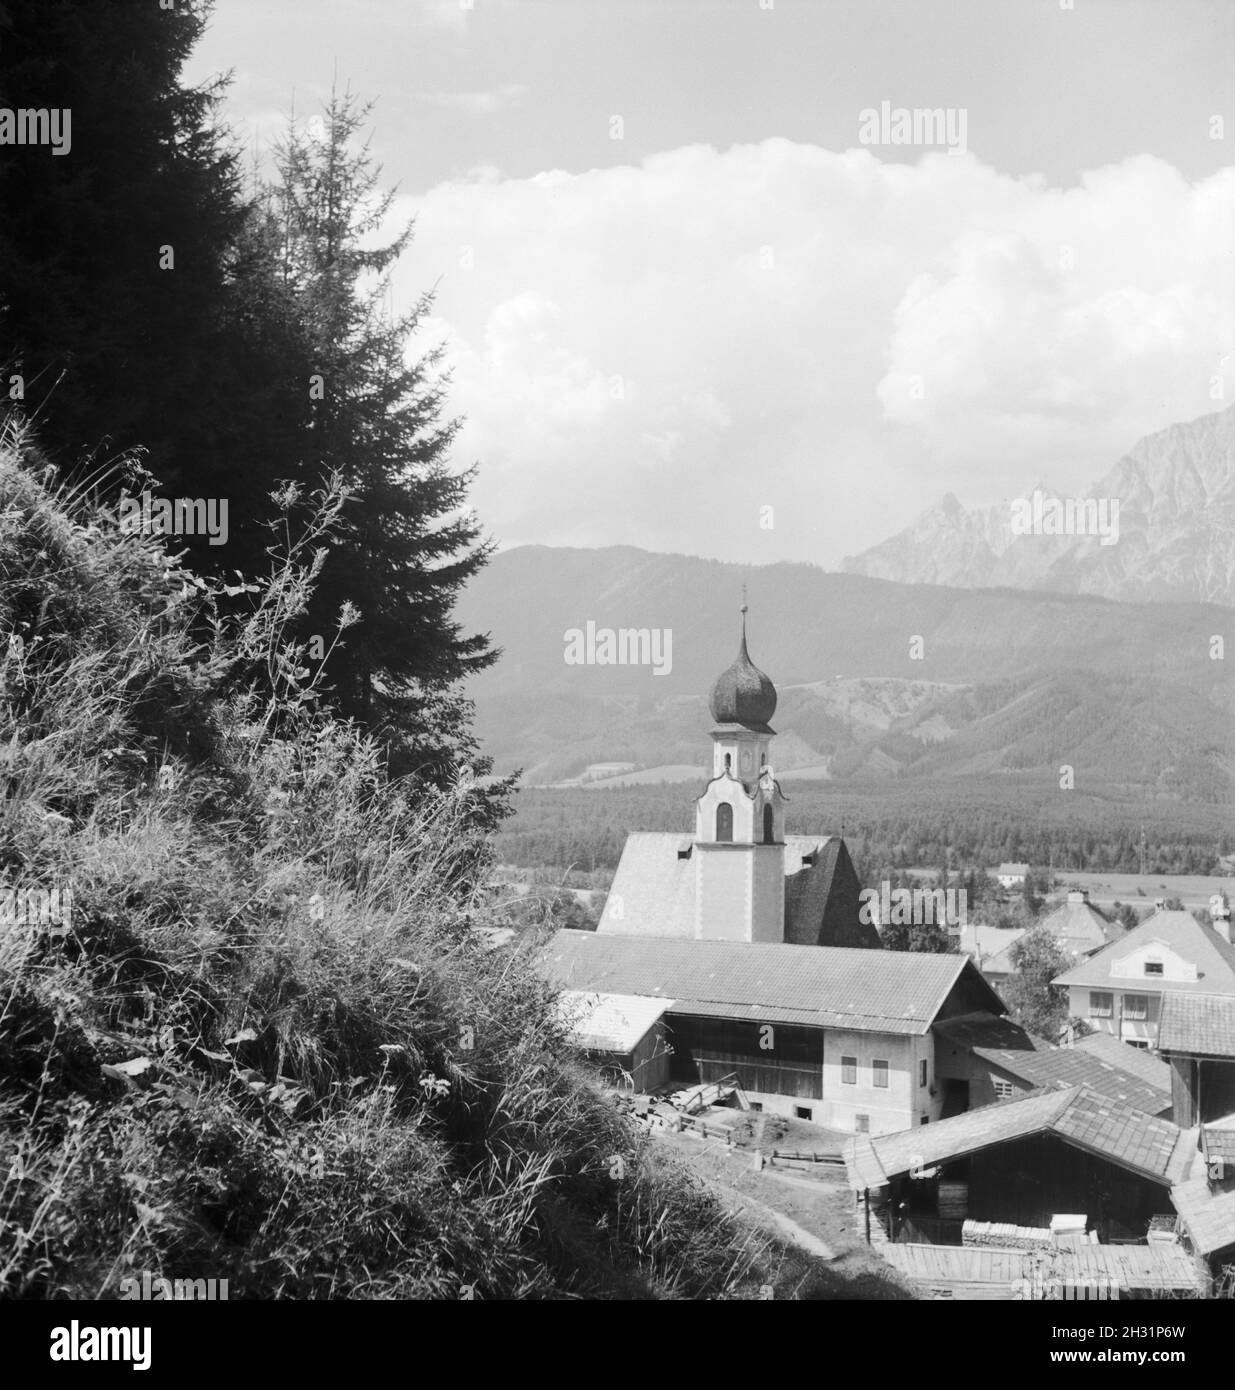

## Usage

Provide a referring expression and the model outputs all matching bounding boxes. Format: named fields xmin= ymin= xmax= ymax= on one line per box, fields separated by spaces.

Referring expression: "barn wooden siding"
xmin=667 ymin=1016 xmax=824 ymax=1098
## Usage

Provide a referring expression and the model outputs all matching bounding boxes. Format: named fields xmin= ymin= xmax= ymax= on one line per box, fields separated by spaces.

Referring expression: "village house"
xmin=959 ymin=891 xmax=1121 ymax=989
xmin=1038 ymin=888 xmax=1124 ymax=957
xmin=992 ymin=862 xmax=1029 ymax=889
xmin=956 ymin=923 xmax=1025 ymax=986
xmin=545 ymin=929 xmax=1012 ymax=1133
xmin=546 ymin=609 xmax=1029 ymax=1133
xmin=1053 ymin=906 xmax=1235 ymax=1048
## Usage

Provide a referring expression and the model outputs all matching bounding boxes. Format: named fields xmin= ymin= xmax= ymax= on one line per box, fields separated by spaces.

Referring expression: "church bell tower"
xmin=693 ymin=601 xmax=787 ymax=942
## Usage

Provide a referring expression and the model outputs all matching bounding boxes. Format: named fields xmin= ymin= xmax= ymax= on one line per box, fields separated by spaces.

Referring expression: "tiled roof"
xmin=995 ymin=863 xmax=1029 ymax=875
xmin=1050 ymin=1087 xmax=1192 ymax=1183
xmin=1158 ymin=992 xmax=1235 ymax=1058
xmin=597 ymin=832 xmax=876 ymax=947
xmin=557 ymin=991 xmax=671 ymax=1053
xmin=976 ymin=1044 xmax=1171 ymax=1116
xmin=541 ymin=930 xmax=1003 ymax=1035
xmin=1053 ymin=911 xmax=1235 ymax=996
xmin=1073 ymin=1031 xmax=1173 ymax=1090
xmin=845 ymin=1085 xmax=1195 ymax=1187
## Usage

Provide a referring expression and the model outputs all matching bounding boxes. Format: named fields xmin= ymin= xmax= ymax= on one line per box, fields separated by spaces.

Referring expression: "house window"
xmin=723 ymin=753 xmax=732 ymax=773
xmin=763 ymin=805 xmax=775 ymax=844
xmin=1144 ymin=961 xmax=1164 ymax=976
xmin=1090 ymin=991 xmax=1113 ymax=1018
xmin=841 ymin=1055 xmax=857 ymax=1085
xmin=715 ymin=803 xmax=733 ymax=842
xmin=1126 ymin=1040 xmax=1149 ymax=1050
xmin=873 ymin=1059 xmax=889 ymax=1088
xmin=920 ymin=1115 xmax=929 ymax=1126
xmin=855 ymin=1114 xmax=870 ymax=1133
xmin=795 ymin=1106 xmax=812 ymax=1121
xmin=1124 ymin=994 xmax=1148 ymax=1021
xmin=993 ymin=1078 xmax=1015 ymax=1100
xmin=919 ymin=1060 xmax=928 ymax=1088
xmin=749 ymin=1102 xmax=762 ymax=1112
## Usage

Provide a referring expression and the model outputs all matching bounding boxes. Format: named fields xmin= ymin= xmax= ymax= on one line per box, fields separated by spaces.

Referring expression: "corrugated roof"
xmin=557 ymin=990 xmax=671 ymax=1053
xmin=596 ymin=832 xmax=877 ymax=948
xmin=845 ymin=1085 xmax=1195 ymax=1188
xmin=1158 ymin=991 xmax=1235 ymax=1058
xmin=976 ymin=1045 xmax=1171 ymax=1116
xmin=1073 ymin=1031 xmax=1173 ymax=1090
xmin=542 ymin=929 xmax=1003 ymax=1035
xmin=1053 ymin=911 xmax=1235 ymax=996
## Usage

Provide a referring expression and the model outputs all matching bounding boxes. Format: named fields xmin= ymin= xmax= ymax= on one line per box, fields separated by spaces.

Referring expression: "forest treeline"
xmin=498 ymin=782 xmax=1233 ymax=878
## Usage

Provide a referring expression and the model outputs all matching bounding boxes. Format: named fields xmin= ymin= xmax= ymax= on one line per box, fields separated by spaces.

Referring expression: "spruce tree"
xmin=269 ymin=93 xmax=501 ymax=796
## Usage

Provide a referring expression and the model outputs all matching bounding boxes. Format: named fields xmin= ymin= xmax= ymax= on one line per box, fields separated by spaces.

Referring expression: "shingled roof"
xmin=541 ymin=929 xmax=1004 ymax=1035
xmin=845 ymin=1085 xmax=1196 ymax=1188
xmin=976 ymin=1043 xmax=1171 ymax=1116
xmin=1158 ymin=991 xmax=1235 ymax=1058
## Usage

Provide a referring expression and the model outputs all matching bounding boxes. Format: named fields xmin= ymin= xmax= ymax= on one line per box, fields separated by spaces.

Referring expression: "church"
xmin=595 ymin=604 xmax=875 ymax=948
xmin=543 ymin=608 xmax=1018 ymax=1134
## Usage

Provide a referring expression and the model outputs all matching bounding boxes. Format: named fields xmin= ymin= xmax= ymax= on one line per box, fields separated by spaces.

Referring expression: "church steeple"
xmin=692 ymin=596 xmax=788 ymax=942
xmin=708 ymin=598 xmax=777 ymax=734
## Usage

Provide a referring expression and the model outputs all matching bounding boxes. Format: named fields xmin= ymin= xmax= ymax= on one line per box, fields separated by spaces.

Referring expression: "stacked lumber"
xmin=963 ymin=1219 xmax=1052 ymax=1250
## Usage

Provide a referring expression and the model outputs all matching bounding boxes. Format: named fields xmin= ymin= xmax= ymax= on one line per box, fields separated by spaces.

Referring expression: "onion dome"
xmin=708 ymin=604 xmax=777 ymax=731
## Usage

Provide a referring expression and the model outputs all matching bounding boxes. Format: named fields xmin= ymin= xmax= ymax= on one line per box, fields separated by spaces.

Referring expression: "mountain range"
xmin=843 ymin=406 xmax=1235 ymax=604
xmin=455 ymin=547 xmax=1234 ymax=797
xmin=454 ymin=405 xmax=1234 ymax=797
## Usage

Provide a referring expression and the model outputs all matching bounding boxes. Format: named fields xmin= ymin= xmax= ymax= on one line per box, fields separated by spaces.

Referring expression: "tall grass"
xmin=0 ymin=424 xmax=790 ymax=1299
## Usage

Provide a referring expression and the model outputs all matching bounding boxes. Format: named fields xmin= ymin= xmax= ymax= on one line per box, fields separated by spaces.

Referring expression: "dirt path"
xmin=652 ymin=1126 xmax=913 ymax=1298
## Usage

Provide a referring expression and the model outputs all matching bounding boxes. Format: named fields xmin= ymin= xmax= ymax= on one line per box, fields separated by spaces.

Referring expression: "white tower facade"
xmin=692 ymin=605 xmax=787 ymax=942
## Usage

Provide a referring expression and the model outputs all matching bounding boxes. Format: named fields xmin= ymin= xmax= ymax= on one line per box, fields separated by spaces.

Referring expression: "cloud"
xmin=390 ymin=142 xmax=1235 ymax=563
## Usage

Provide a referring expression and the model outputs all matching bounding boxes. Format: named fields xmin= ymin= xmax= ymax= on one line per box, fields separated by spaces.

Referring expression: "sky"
xmin=188 ymin=0 xmax=1235 ymax=567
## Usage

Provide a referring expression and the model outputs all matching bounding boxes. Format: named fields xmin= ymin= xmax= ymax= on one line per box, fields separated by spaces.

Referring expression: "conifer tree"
xmin=269 ymin=93 xmax=502 ymax=798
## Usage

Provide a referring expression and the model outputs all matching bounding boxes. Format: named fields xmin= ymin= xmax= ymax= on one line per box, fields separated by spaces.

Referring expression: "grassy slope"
xmin=0 ymin=433 xmax=826 ymax=1300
